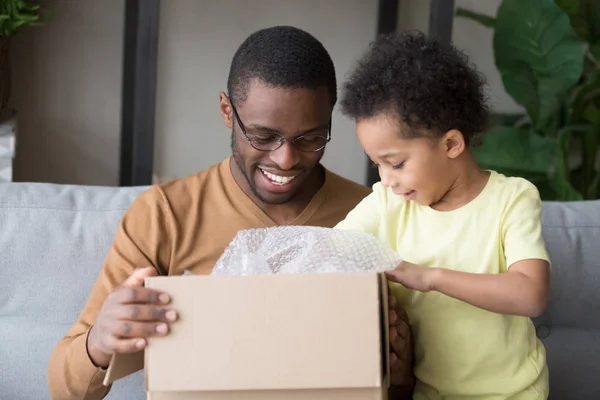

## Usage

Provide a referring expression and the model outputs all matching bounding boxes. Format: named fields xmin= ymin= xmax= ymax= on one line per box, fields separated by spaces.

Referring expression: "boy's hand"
xmin=386 ymin=261 xmax=437 ymax=292
xmin=388 ymin=295 xmax=415 ymax=394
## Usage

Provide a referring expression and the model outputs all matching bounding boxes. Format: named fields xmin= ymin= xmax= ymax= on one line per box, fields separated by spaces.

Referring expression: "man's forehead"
xmin=241 ymin=80 xmax=331 ymax=107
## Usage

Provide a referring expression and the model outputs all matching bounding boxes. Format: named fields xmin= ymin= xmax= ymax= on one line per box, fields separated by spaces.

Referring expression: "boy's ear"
xmin=443 ymin=129 xmax=466 ymax=159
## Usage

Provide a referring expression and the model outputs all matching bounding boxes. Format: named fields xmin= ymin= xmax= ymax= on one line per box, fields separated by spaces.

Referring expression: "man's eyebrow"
xmin=246 ymin=123 xmax=330 ymax=135
xmin=379 ymin=152 xmax=401 ymax=159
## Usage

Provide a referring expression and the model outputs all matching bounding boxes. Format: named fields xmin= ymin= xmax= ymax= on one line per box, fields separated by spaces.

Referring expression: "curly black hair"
xmin=227 ymin=26 xmax=337 ymax=106
xmin=340 ymin=31 xmax=489 ymax=146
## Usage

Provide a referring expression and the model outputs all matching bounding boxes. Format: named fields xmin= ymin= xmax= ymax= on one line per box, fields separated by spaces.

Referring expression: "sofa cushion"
xmin=0 ymin=182 xmax=148 ymax=400
xmin=1 ymin=182 xmax=599 ymax=399
xmin=536 ymin=200 xmax=600 ymax=399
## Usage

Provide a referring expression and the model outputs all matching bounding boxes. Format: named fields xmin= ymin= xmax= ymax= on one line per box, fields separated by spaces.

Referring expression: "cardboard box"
xmin=105 ymin=272 xmax=390 ymax=399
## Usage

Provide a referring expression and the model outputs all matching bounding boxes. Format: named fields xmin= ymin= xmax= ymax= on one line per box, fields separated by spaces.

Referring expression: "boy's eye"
xmin=392 ymin=162 xmax=405 ymax=170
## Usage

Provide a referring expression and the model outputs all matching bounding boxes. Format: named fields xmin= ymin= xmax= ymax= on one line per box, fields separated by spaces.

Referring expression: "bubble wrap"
xmin=211 ymin=226 xmax=403 ymax=276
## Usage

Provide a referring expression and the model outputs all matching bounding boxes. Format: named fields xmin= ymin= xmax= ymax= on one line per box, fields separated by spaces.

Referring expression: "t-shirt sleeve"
xmin=334 ymin=183 xmax=386 ymax=236
xmin=502 ymin=187 xmax=550 ymax=268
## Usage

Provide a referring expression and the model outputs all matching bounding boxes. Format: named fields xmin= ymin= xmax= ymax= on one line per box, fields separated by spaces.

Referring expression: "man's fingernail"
xmin=165 ymin=310 xmax=177 ymax=321
xmin=389 ymin=296 xmax=396 ymax=306
xmin=156 ymin=323 xmax=168 ymax=334
xmin=159 ymin=294 xmax=170 ymax=304
xmin=136 ymin=339 xmax=146 ymax=348
xmin=390 ymin=327 xmax=398 ymax=338
xmin=390 ymin=310 xmax=397 ymax=323
xmin=390 ymin=352 xmax=397 ymax=361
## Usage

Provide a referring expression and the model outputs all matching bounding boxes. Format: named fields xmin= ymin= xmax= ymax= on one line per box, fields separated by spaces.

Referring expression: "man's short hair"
xmin=227 ymin=26 xmax=337 ymax=106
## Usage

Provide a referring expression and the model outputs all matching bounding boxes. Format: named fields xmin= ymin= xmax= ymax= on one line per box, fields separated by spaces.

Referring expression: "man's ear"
xmin=219 ymin=92 xmax=233 ymax=128
xmin=443 ymin=129 xmax=466 ymax=159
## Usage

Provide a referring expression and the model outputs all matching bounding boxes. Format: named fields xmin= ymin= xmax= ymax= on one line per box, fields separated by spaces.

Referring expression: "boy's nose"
xmin=378 ymin=167 xmax=397 ymax=188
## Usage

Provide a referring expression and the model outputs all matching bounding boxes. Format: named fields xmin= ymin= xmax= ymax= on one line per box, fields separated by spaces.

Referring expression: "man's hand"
xmin=388 ymin=295 xmax=415 ymax=398
xmin=385 ymin=261 xmax=437 ymax=292
xmin=86 ymin=267 xmax=178 ymax=368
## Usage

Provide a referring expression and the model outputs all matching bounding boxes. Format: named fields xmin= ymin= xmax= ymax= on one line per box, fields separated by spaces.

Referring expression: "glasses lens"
xmin=249 ymin=135 xmax=282 ymax=151
xmin=295 ymin=136 xmax=329 ymax=152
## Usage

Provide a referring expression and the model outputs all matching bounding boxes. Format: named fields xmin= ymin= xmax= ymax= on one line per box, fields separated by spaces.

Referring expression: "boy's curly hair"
xmin=340 ymin=31 xmax=489 ymax=146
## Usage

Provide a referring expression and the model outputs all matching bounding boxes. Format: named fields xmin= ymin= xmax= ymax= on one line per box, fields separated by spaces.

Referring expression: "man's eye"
xmin=392 ymin=162 xmax=405 ymax=170
xmin=298 ymin=135 xmax=326 ymax=143
xmin=250 ymin=134 xmax=278 ymax=143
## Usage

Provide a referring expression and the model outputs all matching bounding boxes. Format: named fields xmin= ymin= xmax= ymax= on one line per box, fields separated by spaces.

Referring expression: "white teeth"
xmin=260 ymin=169 xmax=297 ymax=186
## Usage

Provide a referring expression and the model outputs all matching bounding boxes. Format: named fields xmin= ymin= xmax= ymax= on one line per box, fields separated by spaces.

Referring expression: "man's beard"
xmin=231 ymin=132 xmax=287 ymax=205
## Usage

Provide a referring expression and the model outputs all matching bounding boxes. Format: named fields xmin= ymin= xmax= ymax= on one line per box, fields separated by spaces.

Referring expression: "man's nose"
xmin=269 ymin=142 xmax=301 ymax=170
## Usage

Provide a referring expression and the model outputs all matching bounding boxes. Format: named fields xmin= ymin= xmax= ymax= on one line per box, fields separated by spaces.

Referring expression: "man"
xmin=47 ymin=26 xmax=414 ymax=399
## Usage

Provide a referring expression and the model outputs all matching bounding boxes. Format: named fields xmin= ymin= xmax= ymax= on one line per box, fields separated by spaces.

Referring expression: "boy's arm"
xmin=430 ymin=260 xmax=549 ymax=317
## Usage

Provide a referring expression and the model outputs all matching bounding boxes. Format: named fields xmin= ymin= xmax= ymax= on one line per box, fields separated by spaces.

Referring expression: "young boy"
xmin=336 ymin=31 xmax=551 ymax=399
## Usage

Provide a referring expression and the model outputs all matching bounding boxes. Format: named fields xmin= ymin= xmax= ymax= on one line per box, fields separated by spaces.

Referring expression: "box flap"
xmin=379 ymin=273 xmax=391 ymax=390
xmin=144 ymin=272 xmax=386 ymax=392
xmin=103 ymin=351 xmax=144 ymax=386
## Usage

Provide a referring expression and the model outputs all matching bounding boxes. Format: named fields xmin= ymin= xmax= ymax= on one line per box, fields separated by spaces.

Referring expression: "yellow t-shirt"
xmin=335 ymin=170 xmax=550 ymax=399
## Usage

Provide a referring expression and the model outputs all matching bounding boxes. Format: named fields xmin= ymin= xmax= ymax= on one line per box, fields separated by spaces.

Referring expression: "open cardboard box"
xmin=105 ymin=271 xmax=391 ymax=399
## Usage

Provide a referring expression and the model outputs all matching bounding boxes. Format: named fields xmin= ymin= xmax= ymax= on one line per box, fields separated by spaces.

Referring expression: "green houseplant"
xmin=456 ymin=0 xmax=600 ymax=200
xmin=0 ymin=0 xmax=44 ymax=113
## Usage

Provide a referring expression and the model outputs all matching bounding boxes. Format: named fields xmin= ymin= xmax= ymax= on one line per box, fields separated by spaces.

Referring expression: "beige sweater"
xmin=47 ymin=158 xmax=371 ymax=399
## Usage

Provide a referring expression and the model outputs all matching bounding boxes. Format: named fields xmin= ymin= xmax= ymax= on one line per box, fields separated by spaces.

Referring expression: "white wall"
xmin=10 ymin=0 xmax=519 ymax=186
xmin=10 ymin=0 xmax=124 ymax=185
xmin=153 ymin=0 xmax=379 ymax=185
xmin=397 ymin=0 xmax=522 ymax=114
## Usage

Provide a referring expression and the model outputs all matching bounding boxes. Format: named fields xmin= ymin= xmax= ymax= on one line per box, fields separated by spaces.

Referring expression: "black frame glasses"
xmin=226 ymin=94 xmax=332 ymax=152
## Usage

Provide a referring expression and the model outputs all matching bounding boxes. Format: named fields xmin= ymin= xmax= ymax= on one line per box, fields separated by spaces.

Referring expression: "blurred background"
xmin=1 ymin=0 xmax=598 ymax=201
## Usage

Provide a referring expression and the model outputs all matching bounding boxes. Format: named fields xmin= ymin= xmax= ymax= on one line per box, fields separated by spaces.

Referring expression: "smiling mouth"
xmin=259 ymin=168 xmax=298 ymax=186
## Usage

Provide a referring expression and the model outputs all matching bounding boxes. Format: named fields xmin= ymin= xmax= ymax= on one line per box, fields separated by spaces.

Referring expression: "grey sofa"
xmin=0 ymin=182 xmax=598 ymax=400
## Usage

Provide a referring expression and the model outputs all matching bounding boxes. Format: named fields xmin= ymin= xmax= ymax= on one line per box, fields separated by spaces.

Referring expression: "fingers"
xmin=111 ymin=319 xmax=171 ymax=338
xmin=394 ymin=302 xmax=410 ymax=325
xmin=389 ymin=324 xmax=407 ymax=356
xmin=384 ymin=268 xmax=403 ymax=283
xmin=123 ymin=266 xmax=158 ymax=288
xmin=118 ymin=304 xmax=178 ymax=323
xmin=114 ymin=286 xmax=170 ymax=306
xmin=101 ymin=335 xmax=148 ymax=354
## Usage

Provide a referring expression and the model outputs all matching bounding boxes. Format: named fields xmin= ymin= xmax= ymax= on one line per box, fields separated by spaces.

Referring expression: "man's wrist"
xmin=86 ymin=326 xmax=111 ymax=369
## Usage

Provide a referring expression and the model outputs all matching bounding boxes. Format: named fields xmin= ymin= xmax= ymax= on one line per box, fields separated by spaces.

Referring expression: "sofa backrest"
xmin=0 ymin=182 xmax=148 ymax=400
xmin=535 ymin=200 xmax=600 ymax=399
xmin=0 ymin=182 xmax=598 ymax=399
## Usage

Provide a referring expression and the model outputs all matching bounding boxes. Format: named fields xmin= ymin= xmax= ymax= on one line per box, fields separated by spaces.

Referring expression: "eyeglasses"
xmin=227 ymin=94 xmax=331 ymax=152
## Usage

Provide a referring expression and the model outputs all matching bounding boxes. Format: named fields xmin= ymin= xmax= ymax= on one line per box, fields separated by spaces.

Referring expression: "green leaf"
xmin=588 ymin=173 xmax=600 ymax=198
xmin=493 ymin=0 xmax=586 ymax=131
xmin=455 ymin=8 xmax=496 ymax=29
xmin=473 ymin=126 xmax=558 ymax=174
xmin=551 ymin=126 xmax=584 ymax=200
xmin=488 ymin=113 xmax=529 ymax=127
xmin=555 ymin=0 xmax=600 ymax=43
xmin=590 ymin=41 xmax=600 ymax=61
xmin=568 ymin=68 xmax=600 ymax=122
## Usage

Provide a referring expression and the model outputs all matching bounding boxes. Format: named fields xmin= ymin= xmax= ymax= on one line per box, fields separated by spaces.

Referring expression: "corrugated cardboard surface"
xmin=147 ymin=387 xmax=385 ymax=399
xmin=106 ymin=272 xmax=389 ymax=398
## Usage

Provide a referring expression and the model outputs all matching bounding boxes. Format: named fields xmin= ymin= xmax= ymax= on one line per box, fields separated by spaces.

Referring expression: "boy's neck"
xmin=432 ymin=154 xmax=489 ymax=212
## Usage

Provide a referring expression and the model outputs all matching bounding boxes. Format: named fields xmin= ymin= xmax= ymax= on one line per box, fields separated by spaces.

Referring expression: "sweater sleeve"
xmin=47 ymin=186 xmax=174 ymax=400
